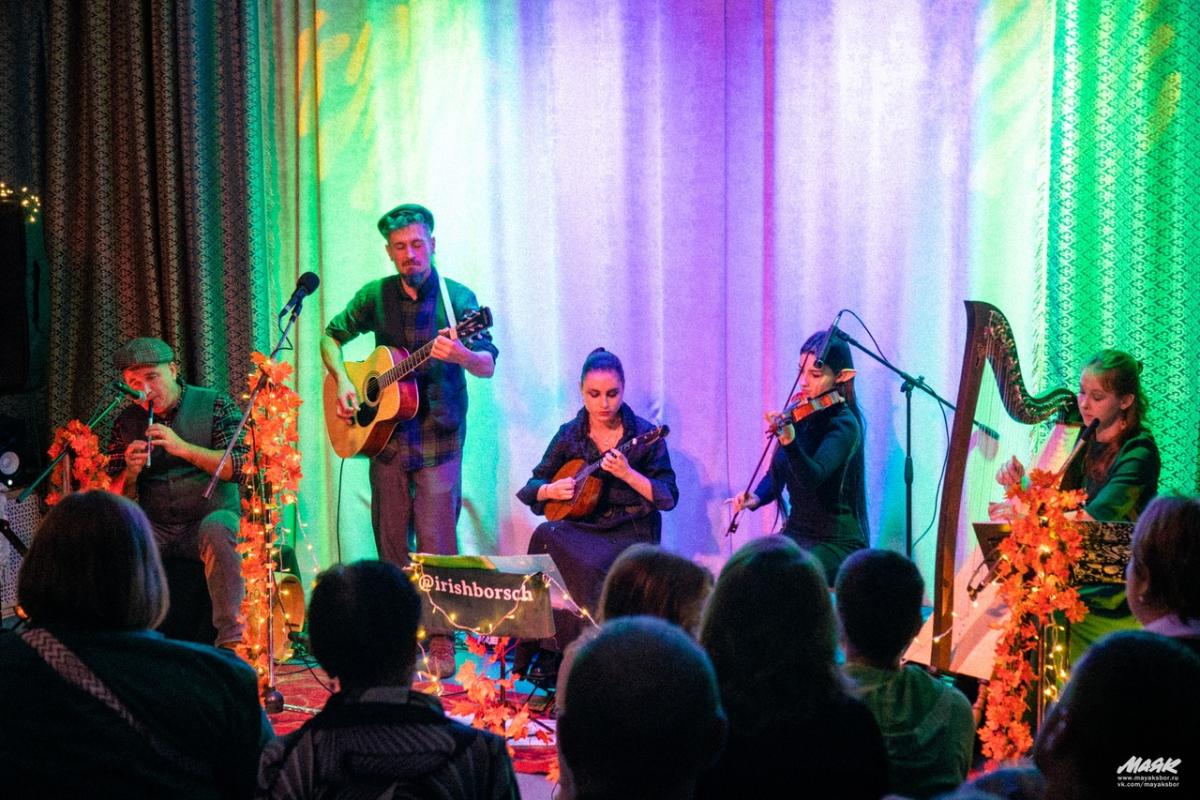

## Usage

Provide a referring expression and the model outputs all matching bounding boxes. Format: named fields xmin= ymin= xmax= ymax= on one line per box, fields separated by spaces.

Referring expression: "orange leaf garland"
xmin=46 ymin=420 xmax=112 ymax=504
xmin=977 ymin=468 xmax=1088 ymax=767
xmin=237 ymin=353 xmax=304 ymax=690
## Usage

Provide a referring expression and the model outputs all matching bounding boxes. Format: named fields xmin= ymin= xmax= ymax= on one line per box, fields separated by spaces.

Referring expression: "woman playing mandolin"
xmin=514 ymin=348 xmax=678 ymax=675
xmin=729 ymin=330 xmax=869 ymax=586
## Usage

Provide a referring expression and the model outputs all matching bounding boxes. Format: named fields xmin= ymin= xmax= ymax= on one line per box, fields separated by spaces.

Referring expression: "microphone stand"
xmin=204 ymin=299 xmax=306 ymax=714
xmin=830 ymin=329 xmax=999 ymax=559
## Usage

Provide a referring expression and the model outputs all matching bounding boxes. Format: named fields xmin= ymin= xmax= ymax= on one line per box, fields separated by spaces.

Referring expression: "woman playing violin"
xmin=514 ymin=348 xmax=678 ymax=674
xmin=730 ymin=331 xmax=869 ymax=586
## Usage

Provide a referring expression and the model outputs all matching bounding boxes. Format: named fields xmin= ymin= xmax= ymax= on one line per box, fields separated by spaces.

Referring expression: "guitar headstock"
xmin=457 ymin=307 xmax=494 ymax=341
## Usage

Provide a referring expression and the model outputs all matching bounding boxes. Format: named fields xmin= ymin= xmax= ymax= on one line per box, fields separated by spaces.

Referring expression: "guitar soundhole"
xmin=355 ymin=403 xmax=378 ymax=427
xmin=364 ymin=376 xmax=380 ymax=404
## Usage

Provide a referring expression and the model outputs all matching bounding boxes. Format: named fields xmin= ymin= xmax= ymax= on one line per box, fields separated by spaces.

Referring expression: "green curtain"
xmin=1041 ymin=0 xmax=1200 ymax=493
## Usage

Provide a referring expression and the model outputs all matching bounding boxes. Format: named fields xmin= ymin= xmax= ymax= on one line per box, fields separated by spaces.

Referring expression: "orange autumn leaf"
xmin=45 ymin=420 xmax=112 ymax=504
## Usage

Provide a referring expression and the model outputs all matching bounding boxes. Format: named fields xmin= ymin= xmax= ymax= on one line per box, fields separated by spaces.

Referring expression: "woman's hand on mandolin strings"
xmin=600 ymin=449 xmax=633 ymax=480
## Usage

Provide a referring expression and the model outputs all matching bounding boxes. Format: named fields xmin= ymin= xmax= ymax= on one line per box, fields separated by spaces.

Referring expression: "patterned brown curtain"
xmin=43 ymin=0 xmax=268 ymax=428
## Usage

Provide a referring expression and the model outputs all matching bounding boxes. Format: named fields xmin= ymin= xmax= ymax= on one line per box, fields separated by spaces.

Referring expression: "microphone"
xmin=112 ymin=381 xmax=146 ymax=400
xmin=1056 ymin=418 xmax=1100 ymax=485
xmin=815 ymin=310 xmax=845 ymax=368
xmin=279 ymin=272 xmax=320 ymax=317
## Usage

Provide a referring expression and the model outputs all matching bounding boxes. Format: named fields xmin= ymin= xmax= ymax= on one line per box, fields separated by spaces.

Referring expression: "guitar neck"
xmin=377 ymin=339 xmax=438 ymax=390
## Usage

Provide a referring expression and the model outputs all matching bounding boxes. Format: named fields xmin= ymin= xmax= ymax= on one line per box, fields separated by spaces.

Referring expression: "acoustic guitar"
xmin=322 ymin=307 xmax=493 ymax=458
xmin=543 ymin=425 xmax=670 ymax=521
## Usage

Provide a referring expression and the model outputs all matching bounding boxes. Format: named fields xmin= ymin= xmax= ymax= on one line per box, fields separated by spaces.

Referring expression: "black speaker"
xmin=0 ymin=200 xmax=48 ymax=392
xmin=0 ymin=414 xmax=40 ymax=488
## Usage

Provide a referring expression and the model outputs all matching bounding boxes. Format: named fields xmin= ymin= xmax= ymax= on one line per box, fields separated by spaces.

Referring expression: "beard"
xmin=399 ymin=258 xmax=433 ymax=289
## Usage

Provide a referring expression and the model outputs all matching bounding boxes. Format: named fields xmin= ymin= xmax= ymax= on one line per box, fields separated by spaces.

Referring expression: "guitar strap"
xmin=437 ymin=274 xmax=458 ymax=339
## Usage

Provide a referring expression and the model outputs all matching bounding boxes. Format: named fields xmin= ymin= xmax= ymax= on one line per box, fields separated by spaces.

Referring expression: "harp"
xmin=922 ymin=301 xmax=1079 ymax=673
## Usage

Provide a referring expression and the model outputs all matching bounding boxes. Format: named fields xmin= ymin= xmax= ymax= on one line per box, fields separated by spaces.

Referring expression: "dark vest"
xmin=375 ymin=273 xmax=469 ymax=433
xmin=132 ymin=386 xmax=241 ymax=524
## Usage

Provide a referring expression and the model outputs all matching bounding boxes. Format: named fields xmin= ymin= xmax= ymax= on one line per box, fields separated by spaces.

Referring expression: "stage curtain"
xmin=1040 ymin=0 xmax=1200 ymax=493
xmin=246 ymin=0 xmax=1025 ymax=577
xmin=17 ymin=0 xmax=1197 ymax=590
xmin=41 ymin=0 xmax=271 ymax=425
xmin=248 ymin=1 xmax=1198 ymax=586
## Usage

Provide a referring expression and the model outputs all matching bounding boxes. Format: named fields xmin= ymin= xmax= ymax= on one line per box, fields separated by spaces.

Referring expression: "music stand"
xmin=971 ymin=521 xmax=1133 ymax=587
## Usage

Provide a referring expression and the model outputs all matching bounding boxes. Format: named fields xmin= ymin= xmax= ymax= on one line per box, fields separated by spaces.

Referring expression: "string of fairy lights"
xmin=408 ymin=561 xmax=597 ymax=692
xmin=0 ymin=180 xmax=40 ymax=223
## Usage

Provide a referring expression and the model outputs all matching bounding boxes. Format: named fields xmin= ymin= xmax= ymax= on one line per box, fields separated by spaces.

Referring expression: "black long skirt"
xmin=526 ymin=512 xmax=662 ymax=649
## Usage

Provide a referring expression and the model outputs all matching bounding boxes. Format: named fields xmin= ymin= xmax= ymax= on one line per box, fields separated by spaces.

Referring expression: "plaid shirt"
xmin=325 ymin=268 xmax=497 ymax=471
xmin=107 ymin=382 xmax=248 ymax=479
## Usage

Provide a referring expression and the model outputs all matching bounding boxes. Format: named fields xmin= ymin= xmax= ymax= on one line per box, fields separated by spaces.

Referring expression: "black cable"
xmin=842 ymin=308 xmax=890 ymax=363
xmin=911 ymin=397 xmax=951 ymax=551
xmin=274 ymin=314 xmax=294 ymax=355
xmin=335 ymin=457 xmax=345 ymax=564
xmin=302 ymin=657 xmax=335 ymax=695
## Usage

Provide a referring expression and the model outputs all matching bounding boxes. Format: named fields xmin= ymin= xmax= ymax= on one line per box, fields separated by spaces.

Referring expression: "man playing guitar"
xmin=319 ymin=203 xmax=497 ymax=678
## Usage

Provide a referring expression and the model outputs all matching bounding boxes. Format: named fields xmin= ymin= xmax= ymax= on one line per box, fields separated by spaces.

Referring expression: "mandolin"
xmin=543 ymin=425 xmax=670 ymax=522
xmin=322 ymin=307 xmax=493 ymax=459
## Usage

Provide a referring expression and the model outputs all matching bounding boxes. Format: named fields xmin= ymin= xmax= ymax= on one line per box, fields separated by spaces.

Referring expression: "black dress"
xmin=516 ymin=403 xmax=678 ymax=649
xmin=753 ymin=401 xmax=868 ymax=585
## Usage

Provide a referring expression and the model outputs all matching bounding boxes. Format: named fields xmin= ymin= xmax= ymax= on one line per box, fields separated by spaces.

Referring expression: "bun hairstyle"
xmin=581 ymin=347 xmax=625 ymax=386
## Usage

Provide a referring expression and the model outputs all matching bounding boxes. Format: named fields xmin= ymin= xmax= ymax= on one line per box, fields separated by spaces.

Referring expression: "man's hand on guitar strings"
xmin=335 ymin=378 xmax=358 ymax=422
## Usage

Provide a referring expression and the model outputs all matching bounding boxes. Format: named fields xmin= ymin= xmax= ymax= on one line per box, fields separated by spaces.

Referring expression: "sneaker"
xmin=426 ymin=635 xmax=457 ymax=679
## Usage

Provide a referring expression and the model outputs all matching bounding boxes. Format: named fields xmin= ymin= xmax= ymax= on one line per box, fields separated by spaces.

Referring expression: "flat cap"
xmin=377 ymin=203 xmax=435 ymax=237
xmin=112 ymin=337 xmax=175 ymax=371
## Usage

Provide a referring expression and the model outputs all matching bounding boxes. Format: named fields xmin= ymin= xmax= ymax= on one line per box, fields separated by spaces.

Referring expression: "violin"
xmin=769 ymin=388 xmax=844 ymax=435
